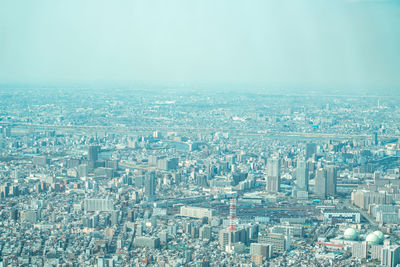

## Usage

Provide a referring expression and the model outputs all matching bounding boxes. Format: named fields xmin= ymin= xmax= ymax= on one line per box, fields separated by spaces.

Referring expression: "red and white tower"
xmin=228 ymin=196 xmax=237 ymax=231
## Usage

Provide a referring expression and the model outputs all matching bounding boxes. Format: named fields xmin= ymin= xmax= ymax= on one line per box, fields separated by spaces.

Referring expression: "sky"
xmin=0 ymin=0 xmax=400 ymax=92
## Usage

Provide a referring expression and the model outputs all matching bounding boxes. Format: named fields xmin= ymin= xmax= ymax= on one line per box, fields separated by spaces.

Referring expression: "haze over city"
xmin=1 ymin=0 xmax=400 ymax=93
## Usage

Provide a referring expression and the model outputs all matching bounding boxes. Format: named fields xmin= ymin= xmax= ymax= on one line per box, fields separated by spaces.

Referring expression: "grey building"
xmin=133 ymin=236 xmax=160 ymax=249
xmin=314 ymin=168 xmax=327 ymax=199
xmin=382 ymin=245 xmax=400 ymax=267
xmin=326 ymin=165 xmax=337 ymax=196
xmin=296 ymin=158 xmax=309 ymax=191
xmin=266 ymin=157 xmax=280 ymax=193
xmin=144 ymin=171 xmax=156 ymax=201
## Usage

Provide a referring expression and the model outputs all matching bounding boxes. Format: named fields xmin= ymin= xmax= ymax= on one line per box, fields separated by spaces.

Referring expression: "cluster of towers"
xmin=264 ymin=143 xmax=337 ymax=199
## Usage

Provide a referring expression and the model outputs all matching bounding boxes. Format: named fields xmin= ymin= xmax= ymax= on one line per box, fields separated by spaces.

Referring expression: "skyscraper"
xmin=265 ymin=157 xmax=280 ymax=193
xmin=296 ymin=158 xmax=309 ymax=191
xmin=373 ymin=132 xmax=378 ymax=146
xmin=144 ymin=172 xmax=156 ymax=201
xmin=88 ymin=145 xmax=100 ymax=163
xmin=382 ymin=245 xmax=400 ymax=267
xmin=314 ymin=168 xmax=327 ymax=199
xmin=305 ymin=143 xmax=317 ymax=160
xmin=326 ymin=165 xmax=337 ymax=196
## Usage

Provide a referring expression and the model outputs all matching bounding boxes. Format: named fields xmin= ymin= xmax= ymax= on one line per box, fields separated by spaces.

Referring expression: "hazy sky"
xmin=1 ymin=0 xmax=400 ymax=90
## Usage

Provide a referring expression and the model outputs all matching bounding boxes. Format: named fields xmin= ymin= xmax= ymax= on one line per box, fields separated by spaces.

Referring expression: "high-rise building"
xmin=314 ymin=168 xmax=327 ymax=199
xmin=200 ymin=225 xmax=212 ymax=240
xmin=9 ymin=208 xmax=18 ymax=221
xmin=305 ymin=143 xmax=317 ymax=160
xmin=185 ymin=250 xmax=192 ymax=264
xmin=144 ymin=172 xmax=157 ymax=201
xmin=326 ymin=165 xmax=337 ymax=196
xmin=21 ymin=210 xmax=38 ymax=224
xmin=157 ymin=157 xmax=178 ymax=170
xmin=88 ymin=145 xmax=100 ymax=163
xmin=352 ymin=189 xmax=391 ymax=210
xmin=78 ymin=164 xmax=88 ymax=178
xmin=219 ymin=228 xmax=247 ymax=249
xmin=219 ymin=229 xmax=232 ymax=249
xmin=265 ymin=157 xmax=280 ymax=193
xmin=296 ymin=158 xmax=309 ymax=191
xmin=382 ymin=245 xmax=400 ymax=267
xmin=2 ymin=126 xmax=11 ymax=138
xmin=373 ymin=132 xmax=379 ymax=146
xmin=352 ymin=241 xmax=367 ymax=259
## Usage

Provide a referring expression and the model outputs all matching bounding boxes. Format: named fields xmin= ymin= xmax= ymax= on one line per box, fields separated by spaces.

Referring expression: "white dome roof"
xmin=344 ymin=228 xmax=358 ymax=240
xmin=366 ymin=233 xmax=379 ymax=244
xmin=373 ymin=231 xmax=384 ymax=242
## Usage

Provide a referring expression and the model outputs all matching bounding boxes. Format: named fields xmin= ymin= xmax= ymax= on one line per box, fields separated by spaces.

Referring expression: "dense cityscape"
xmin=0 ymin=88 xmax=400 ymax=266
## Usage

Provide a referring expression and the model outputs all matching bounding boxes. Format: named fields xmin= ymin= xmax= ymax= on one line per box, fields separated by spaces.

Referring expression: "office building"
xmin=296 ymin=158 xmax=309 ymax=191
xmin=382 ymin=245 xmax=400 ymax=267
xmin=144 ymin=172 xmax=156 ymax=201
xmin=21 ymin=210 xmax=37 ymax=224
xmin=250 ymin=243 xmax=272 ymax=259
xmin=265 ymin=157 xmax=280 ymax=193
xmin=323 ymin=209 xmax=361 ymax=223
xmin=326 ymin=165 xmax=337 ymax=196
xmin=258 ymin=233 xmax=290 ymax=254
xmin=352 ymin=189 xmax=391 ymax=210
xmin=180 ymin=206 xmax=215 ymax=219
xmin=88 ymin=145 xmax=99 ymax=162
xmin=133 ymin=236 xmax=160 ymax=249
xmin=314 ymin=168 xmax=327 ymax=199
xmin=352 ymin=242 xmax=367 ymax=259
xmin=78 ymin=164 xmax=88 ymax=178
xmin=157 ymin=157 xmax=178 ymax=170
xmin=200 ymin=225 xmax=212 ymax=240
xmin=305 ymin=143 xmax=317 ymax=159
xmin=83 ymin=199 xmax=114 ymax=212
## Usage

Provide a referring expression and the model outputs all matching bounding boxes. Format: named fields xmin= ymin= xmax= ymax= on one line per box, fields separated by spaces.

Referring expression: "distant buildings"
xmin=2 ymin=89 xmax=400 ymax=266
xmin=352 ymin=189 xmax=392 ymax=210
